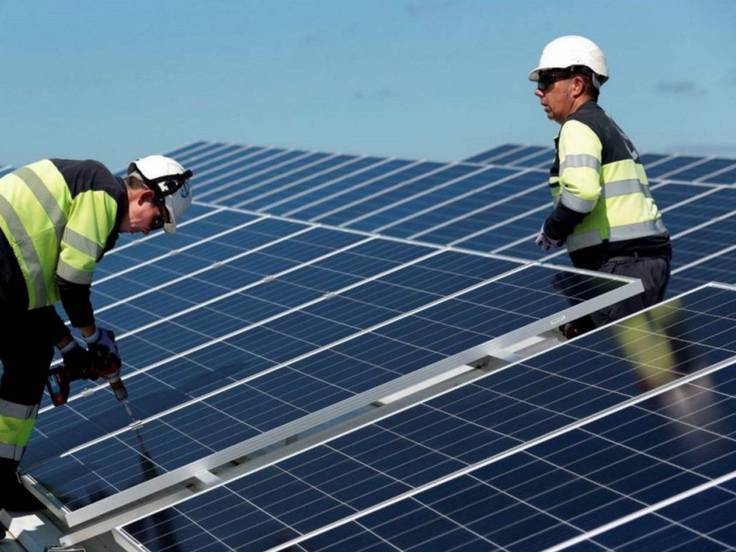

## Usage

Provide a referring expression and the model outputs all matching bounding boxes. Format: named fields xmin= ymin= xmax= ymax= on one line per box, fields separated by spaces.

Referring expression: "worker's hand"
xmin=84 ymin=327 xmax=121 ymax=379
xmin=58 ymin=340 xmax=92 ymax=381
xmin=535 ymin=225 xmax=564 ymax=252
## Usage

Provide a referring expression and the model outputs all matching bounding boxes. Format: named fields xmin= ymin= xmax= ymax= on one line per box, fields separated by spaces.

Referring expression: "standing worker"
xmin=531 ymin=35 xmax=672 ymax=330
xmin=0 ymin=156 xmax=193 ymax=536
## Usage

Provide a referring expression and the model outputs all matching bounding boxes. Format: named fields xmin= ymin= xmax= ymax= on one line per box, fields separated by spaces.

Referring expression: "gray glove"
xmin=535 ymin=225 xmax=564 ymax=252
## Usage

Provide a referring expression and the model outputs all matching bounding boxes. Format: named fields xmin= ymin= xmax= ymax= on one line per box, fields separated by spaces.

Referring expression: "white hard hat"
xmin=529 ymin=35 xmax=609 ymax=87
xmin=128 ymin=155 xmax=193 ymax=234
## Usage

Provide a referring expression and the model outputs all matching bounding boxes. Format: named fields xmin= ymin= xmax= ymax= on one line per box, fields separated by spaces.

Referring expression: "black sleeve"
xmin=56 ymin=277 xmax=95 ymax=328
xmin=30 ymin=306 xmax=73 ymax=346
xmin=543 ymin=203 xmax=587 ymax=241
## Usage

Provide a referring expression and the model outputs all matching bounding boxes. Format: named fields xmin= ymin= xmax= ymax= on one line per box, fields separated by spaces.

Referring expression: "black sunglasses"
xmin=537 ymin=69 xmax=574 ymax=91
xmin=151 ymin=200 xmax=169 ymax=231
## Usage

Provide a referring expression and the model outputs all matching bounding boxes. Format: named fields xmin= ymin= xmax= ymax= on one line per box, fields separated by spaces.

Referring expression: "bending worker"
xmin=531 ymin=35 xmax=672 ymax=329
xmin=0 ymin=155 xmax=193 ymax=529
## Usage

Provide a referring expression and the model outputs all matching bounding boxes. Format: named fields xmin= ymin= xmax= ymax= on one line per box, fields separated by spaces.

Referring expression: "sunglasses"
xmin=537 ymin=69 xmax=574 ymax=91
xmin=151 ymin=201 xmax=169 ymax=231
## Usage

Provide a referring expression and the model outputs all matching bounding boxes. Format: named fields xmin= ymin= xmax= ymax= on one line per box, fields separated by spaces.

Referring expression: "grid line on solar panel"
xmin=29 ymin=265 xmax=633 ymax=522
xmin=276 ymin=159 xmax=412 ymax=218
xmin=462 ymin=144 xmax=525 ymax=164
xmin=309 ymin=162 xmax=450 ymax=224
xmin=261 ymin=158 xmax=395 ymax=214
xmin=40 ymin=234 xmax=442 ymax=412
xmin=378 ymin=171 xmax=545 ymax=243
xmin=317 ymin=164 xmax=487 ymax=228
xmin=194 ymin=149 xmax=314 ymax=200
xmin=546 ymin=468 xmax=736 ymax=551
xmin=224 ymin=154 xmax=362 ymax=208
xmin=212 ymin=152 xmax=336 ymax=204
xmin=487 ymin=145 xmax=550 ymax=166
xmin=367 ymin=167 xmax=535 ymax=235
xmin=336 ymin=165 xmax=513 ymax=231
xmin=192 ymin=148 xmax=308 ymax=197
xmin=91 ymin=220 xmax=318 ymax=319
xmin=191 ymin=150 xmax=299 ymax=194
xmin=188 ymin=145 xmax=267 ymax=177
xmin=111 ymin=286 xmax=736 ymax=550
xmin=230 ymin=156 xmax=378 ymax=210
xmin=283 ymin=161 xmax=441 ymax=221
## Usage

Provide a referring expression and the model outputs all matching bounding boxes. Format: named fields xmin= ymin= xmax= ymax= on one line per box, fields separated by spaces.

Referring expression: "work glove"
xmin=535 ymin=225 xmax=564 ymax=252
xmin=84 ymin=327 xmax=121 ymax=379
xmin=58 ymin=340 xmax=93 ymax=381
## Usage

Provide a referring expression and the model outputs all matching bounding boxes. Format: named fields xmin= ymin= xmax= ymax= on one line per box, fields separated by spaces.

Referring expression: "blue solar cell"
xmin=639 ymin=152 xmax=670 ymax=166
xmin=665 ymin=158 xmax=736 ymax=182
xmin=510 ymin=147 xmax=555 ymax=168
xmin=384 ymin=170 xmax=546 ymax=240
xmin=646 ymin=155 xmax=705 ymax=178
xmin=280 ymin=159 xmax=413 ymax=218
xmin=462 ymin=144 xmax=522 ymax=164
xmin=324 ymin=164 xmax=481 ymax=227
xmin=706 ymin=165 xmax=736 ymax=185
xmin=214 ymin=152 xmax=336 ymax=206
xmin=661 ymin=188 xmax=736 ymax=235
xmin=226 ymin=154 xmax=359 ymax=208
xmin=305 ymin=161 xmax=444 ymax=221
xmin=489 ymin=145 xmax=549 ymax=165
xmin=194 ymin=149 xmax=309 ymax=199
xmin=162 ymin=140 xmax=210 ymax=159
xmin=348 ymin=166 xmax=516 ymax=232
xmin=187 ymin=145 xmax=264 ymax=176
xmin=242 ymin=157 xmax=384 ymax=212
xmin=668 ymin=251 xmax=736 ymax=297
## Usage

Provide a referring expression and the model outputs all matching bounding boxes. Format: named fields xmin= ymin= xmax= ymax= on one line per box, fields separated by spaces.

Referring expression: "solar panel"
xmin=292 ymin=356 xmax=736 ymax=551
xmin=115 ymin=284 xmax=736 ymax=551
xmin=29 ymin=260 xmax=635 ymax=527
xmin=5 ymin=139 xmax=735 ymax=551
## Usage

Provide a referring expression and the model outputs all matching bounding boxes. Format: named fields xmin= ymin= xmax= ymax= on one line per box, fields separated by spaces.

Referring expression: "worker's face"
xmin=534 ymin=71 xmax=577 ymax=124
xmin=121 ymin=188 xmax=166 ymax=235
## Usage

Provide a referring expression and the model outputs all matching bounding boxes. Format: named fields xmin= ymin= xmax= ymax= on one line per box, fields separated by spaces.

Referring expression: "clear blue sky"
xmin=1 ymin=0 xmax=734 ymax=170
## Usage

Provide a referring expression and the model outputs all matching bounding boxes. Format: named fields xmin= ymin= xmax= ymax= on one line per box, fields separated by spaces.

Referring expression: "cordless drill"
xmin=46 ymin=336 xmax=128 ymax=407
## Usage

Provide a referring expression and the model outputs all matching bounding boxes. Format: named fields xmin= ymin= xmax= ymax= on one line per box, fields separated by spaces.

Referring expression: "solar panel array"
xmin=6 ymin=140 xmax=735 ymax=551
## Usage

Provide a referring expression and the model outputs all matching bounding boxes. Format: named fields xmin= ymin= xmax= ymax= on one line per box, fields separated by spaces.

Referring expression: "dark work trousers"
xmin=589 ymin=256 xmax=672 ymax=327
xmin=0 ymin=304 xmax=56 ymax=509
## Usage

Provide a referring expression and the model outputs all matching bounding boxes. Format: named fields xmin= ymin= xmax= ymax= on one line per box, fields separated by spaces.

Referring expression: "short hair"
xmin=123 ymin=175 xmax=146 ymax=190
xmin=570 ymin=66 xmax=600 ymax=101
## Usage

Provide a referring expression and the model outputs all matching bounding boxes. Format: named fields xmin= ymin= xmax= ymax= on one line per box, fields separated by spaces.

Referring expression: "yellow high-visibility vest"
xmin=549 ymin=101 xmax=667 ymax=253
xmin=0 ymin=160 xmax=120 ymax=309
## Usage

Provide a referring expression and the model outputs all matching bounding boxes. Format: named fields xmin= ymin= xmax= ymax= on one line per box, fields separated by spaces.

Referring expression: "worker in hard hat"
xmin=531 ymin=35 xmax=671 ymax=329
xmin=0 ymin=156 xmax=192 ymax=531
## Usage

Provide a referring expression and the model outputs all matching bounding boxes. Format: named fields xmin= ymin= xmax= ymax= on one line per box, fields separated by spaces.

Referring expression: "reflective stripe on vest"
xmin=62 ymin=227 xmax=104 ymax=260
xmin=601 ymin=178 xmax=652 ymax=200
xmin=0 ymin=399 xmax=39 ymax=460
xmin=15 ymin=167 xmax=66 ymax=241
xmin=559 ymin=153 xmax=601 ymax=173
xmin=560 ymin=188 xmax=596 ymax=213
xmin=56 ymin=258 xmax=93 ymax=284
xmin=566 ymin=218 xmax=668 ymax=252
xmin=0 ymin=194 xmax=48 ymax=308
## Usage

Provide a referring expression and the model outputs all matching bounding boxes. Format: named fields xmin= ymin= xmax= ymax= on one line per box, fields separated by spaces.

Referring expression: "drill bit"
xmin=121 ymin=398 xmax=137 ymax=424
